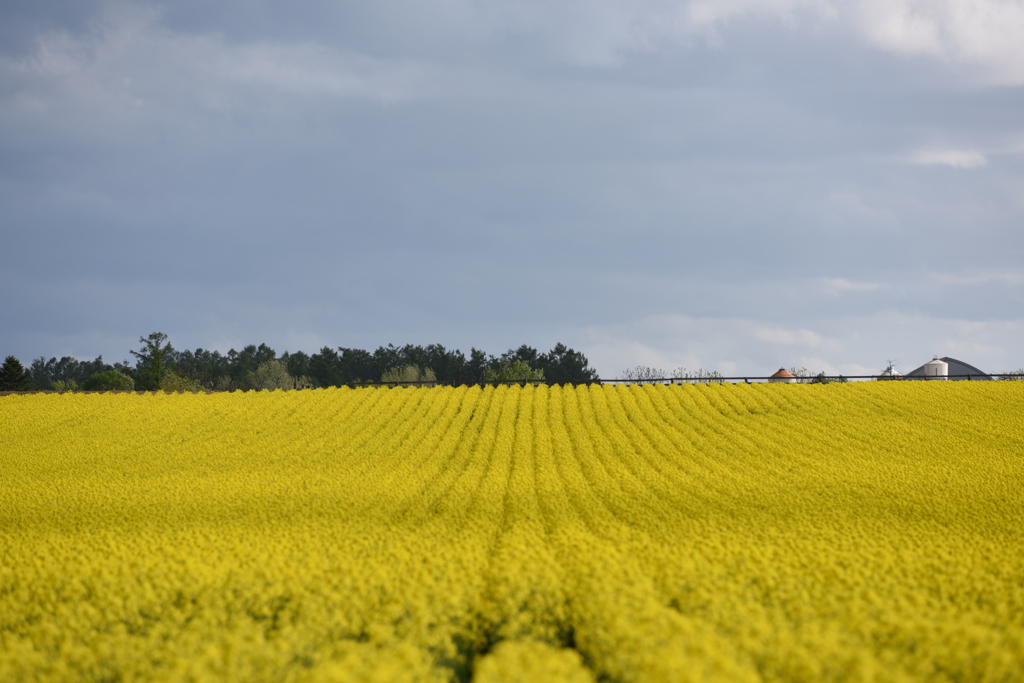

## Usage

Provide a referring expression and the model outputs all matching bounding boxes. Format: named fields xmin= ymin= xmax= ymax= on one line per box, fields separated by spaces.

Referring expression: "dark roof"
xmin=904 ymin=357 xmax=993 ymax=380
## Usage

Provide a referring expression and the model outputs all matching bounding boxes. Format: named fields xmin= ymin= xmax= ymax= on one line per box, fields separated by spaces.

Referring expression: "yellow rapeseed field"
xmin=2 ymin=382 xmax=1023 ymax=682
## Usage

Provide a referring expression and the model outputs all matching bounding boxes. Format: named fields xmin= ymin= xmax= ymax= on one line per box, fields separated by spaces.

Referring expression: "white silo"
xmin=924 ymin=356 xmax=948 ymax=380
xmin=878 ymin=362 xmax=902 ymax=380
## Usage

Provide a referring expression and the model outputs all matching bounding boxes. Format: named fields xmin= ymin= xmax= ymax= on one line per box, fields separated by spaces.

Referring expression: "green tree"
xmin=370 ymin=344 xmax=403 ymax=377
xmin=539 ymin=343 xmax=599 ymax=384
xmin=50 ymin=379 xmax=79 ymax=392
xmin=381 ymin=365 xmax=437 ymax=387
xmin=244 ymin=360 xmax=314 ymax=391
xmin=500 ymin=345 xmax=541 ymax=367
xmin=160 ymin=370 xmax=202 ymax=393
xmin=0 ymin=356 xmax=31 ymax=391
xmin=213 ymin=376 xmax=238 ymax=392
xmin=131 ymin=332 xmax=174 ymax=390
xmin=227 ymin=344 xmax=277 ymax=384
xmin=31 ymin=355 xmax=135 ymax=390
xmin=281 ymin=351 xmax=311 ymax=380
xmin=309 ymin=347 xmax=343 ymax=387
xmin=175 ymin=348 xmax=229 ymax=388
xmin=485 ymin=360 xmax=544 ymax=385
xmin=338 ymin=347 xmax=375 ymax=385
xmin=418 ymin=344 xmax=464 ymax=384
xmin=83 ymin=370 xmax=135 ymax=391
xmin=464 ymin=348 xmax=490 ymax=384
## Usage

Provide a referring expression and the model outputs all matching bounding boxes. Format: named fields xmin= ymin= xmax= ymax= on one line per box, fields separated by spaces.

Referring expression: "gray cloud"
xmin=2 ymin=0 xmax=1023 ymax=377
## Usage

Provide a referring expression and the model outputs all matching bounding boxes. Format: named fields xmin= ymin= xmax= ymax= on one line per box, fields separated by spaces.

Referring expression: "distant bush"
xmin=619 ymin=366 xmax=723 ymax=384
xmin=671 ymin=367 xmax=725 ymax=384
xmin=160 ymin=370 xmax=202 ymax=393
xmin=244 ymin=360 xmax=314 ymax=391
xmin=619 ymin=366 xmax=668 ymax=384
xmin=83 ymin=370 xmax=135 ymax=391
xmin=485 ymin=360 xmax=544 ymax=385
xmin=381 ymin=365 xmax=437 ymax=387
xmin=809 ymin=372 xmax=848 ymax=384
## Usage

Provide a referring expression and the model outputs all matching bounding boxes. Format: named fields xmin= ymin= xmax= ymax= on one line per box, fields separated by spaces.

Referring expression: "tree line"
xmin=0 ymin=333 xmax=599 ymax=392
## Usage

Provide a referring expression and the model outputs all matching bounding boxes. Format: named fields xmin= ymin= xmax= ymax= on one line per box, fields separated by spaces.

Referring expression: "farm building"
xmin=878 ymin=362 xmax=902 ymax=379
xmin=769 ymin=368 xmax=797 ymax=383
xmin=904 ymin=356 xmax=993 ymax=381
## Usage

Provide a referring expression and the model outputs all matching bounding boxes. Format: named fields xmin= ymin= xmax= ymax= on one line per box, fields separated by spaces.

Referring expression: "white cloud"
xmin=931 ymin=270 xmax=1024 ymax=286
xmin=822 ymin=278 xmax=889 ymax=294
xmin=687 ymin=0 xmax=836 ymax=28
xmin=634 ymin=0 xmax=1024 ymax=84
xmin=909 ymin=149 xmax=989 ymax=168
xmin=0 ymin=3 xmax=433 ymax=132
xmin=755 ymin=327 xmax=844 ymax=350
xmin=853 ymin=0 xmax=1024 ymax=84
xmin=683 ymin=0 xmax=1024 ymax=84
xmin=8 ymin=0 xmax=1024 ymax=107
xmin=853 ymin=0 xmax=946 ymax=57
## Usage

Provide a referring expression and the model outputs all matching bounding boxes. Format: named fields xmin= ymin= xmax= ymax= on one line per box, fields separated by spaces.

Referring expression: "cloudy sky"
xmin=2 ymin=0 xmax=1023 ymax=378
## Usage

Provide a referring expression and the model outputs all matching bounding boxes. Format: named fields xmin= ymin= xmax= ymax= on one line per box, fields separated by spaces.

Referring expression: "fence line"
xmin=347 ymin=372 xmax=1017 ymax=386
xmin=307 ymin=370 xmax=1011 ymax=387
xmin=597 ymin=373 xmax=1014 ymax=384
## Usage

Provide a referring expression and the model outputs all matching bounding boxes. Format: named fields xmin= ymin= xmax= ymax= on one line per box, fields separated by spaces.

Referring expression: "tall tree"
xmin=376 ymin=344 xmax=466 ymax=384
xmin=29 ymin=357 xmax=58 ymax=390
xmin=338 ymin=347 xmax=375 ymax=384
xmin=309 ymin=347 xmax=343 ymax=387
xmin=281 ymin=350 xmax=311 ymax=380
xmin=131 ymin=332 xmax=174 ymax=390
xmin=463 ymin=348 xmax=490 ymax=384
xmin=539 ymin=343 xmax=599 ymax=384
xmin=174 ymin=348 xmax=229 ymax=388
xmin=228 ymin=344 xmax=277 ymax=383
xmin=422 ymin=344 xmax=466 ymax=384
xmin=372 ymin=344 xmax=404 ymax=380
xmin=500 ymin=345 xmax=540 ymax=367
xmin=29 ymin=356 xmax=82 ymax=389
xmin=0 ymin=356 xmax=31 ymax=391
xmin=29 ymin=355 xmax=131 ymax=390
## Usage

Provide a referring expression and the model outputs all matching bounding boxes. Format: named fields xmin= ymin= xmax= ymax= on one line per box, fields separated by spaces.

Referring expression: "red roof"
xmin=770 ymin=368 xmax=795 ymax=378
